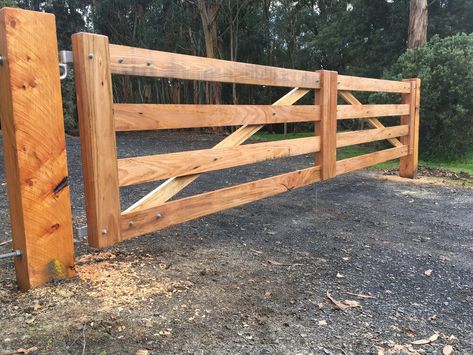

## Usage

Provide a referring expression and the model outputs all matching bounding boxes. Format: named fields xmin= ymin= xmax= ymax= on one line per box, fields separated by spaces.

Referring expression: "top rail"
xmin=109 ymin=44 xmax=322 ymax=89
xmin=108 ymin=43 xmax=410 ymax=93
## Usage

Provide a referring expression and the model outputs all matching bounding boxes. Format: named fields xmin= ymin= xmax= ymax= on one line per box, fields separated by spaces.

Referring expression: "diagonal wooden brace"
xmin=338 ymin=91 xmax=403 ymax=148
xmin=124 ymin=87 xmax=312 ymax=213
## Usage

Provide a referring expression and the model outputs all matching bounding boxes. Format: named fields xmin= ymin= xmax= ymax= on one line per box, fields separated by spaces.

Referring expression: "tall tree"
xmin=190 ymin=0 xmax=221 ymax=105
xmin=408 ymin=0 xmax=428 ymax=48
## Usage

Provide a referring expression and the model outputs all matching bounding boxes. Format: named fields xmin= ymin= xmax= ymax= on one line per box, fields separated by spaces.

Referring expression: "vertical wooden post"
xmin=400 ymin=78 xmax=421 ymax=178
xmin=0 ymin=8 xmax=75 ymax=290
xmin=315 ymin=70 xmax=338 ymax=180
xmin=72 ymin=33 xmax=121 ymax=248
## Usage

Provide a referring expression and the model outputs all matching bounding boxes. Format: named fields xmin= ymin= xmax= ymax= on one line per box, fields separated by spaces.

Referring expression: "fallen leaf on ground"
xmin=412 ymin=332 xmax=439 ymax=345
xmin=318 ymin=320 xmax=327 ymax=326
xmin=342 ymin=292 xmax=375 ymax=299
xmin=443 ymin=345 xmax=453 ymax=355
xmin=136 ymin=350 xmax=149 ymax=355
xmin=336 ymin=273 xmax=345 ymax=278
xmin=326 ymin=292 xmax=362 ymax=310
xmin=424 ymin=269 xmax=433 ymax=276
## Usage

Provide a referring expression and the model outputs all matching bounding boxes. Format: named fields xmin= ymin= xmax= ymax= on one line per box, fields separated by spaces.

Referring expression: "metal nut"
xmin=88 ymin=53 xmax=94 ymax=60
xmin=119 ymin=58 xmax=124 ymax=64
xmin=156 ymin=213 xmax=162 ymax=219
xmin=101 ymin=228 xmax=108 ymax=235
xmin=0 ymin=56 xmax=4 ymax=65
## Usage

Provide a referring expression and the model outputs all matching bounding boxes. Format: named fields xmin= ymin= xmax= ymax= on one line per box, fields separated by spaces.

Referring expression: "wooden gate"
xmin=72 ymin=33 xmax=420 ymax=249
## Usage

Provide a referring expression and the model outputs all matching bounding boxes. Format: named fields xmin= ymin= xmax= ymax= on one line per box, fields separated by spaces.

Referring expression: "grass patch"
xmin=253 ymin=132 xmax=473 ymax=175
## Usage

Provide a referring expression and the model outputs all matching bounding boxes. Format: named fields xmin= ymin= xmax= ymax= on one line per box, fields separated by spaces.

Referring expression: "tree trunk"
xmin=195 ymin=0 xmax=222 ymax=105
xmin=408 ymin=0 xmax=428 ymax=49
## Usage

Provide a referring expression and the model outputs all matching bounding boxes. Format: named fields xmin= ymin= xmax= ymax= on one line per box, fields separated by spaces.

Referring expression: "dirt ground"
xmin=0 ymin=132 xmax=472 ymax=354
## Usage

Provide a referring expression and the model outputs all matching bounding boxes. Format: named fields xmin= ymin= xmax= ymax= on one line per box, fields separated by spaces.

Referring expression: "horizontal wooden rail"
xmin=114 ymin=103 xmax=409 ymax=131
xmin=119 ymin=137 xmax=319 ymax=186
xmin=337 ymin=104 xmax=410 ymax=120
xmin=338 ymin=75 xmax=411 ymax=93
xmin=109 ymin=44 xmax=322 ymax=89
xmin=121 ymin=167 xmax=322 ymax=239
xmin=336 ymin=146 xmax=408 ymax=175
xmin=109 ymin=44 xmax=409 ymax=93
xmin=114 ymin=104 xmax=321 ymax=131
xmin=118 ymin=125 xmax=408 ymax=186
xmin=337 ymin=125 xmax=408 ymax=148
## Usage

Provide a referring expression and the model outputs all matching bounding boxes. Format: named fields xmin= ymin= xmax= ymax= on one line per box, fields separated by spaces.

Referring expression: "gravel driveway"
xmin=0 ymin=132 xmax=472 ymax=354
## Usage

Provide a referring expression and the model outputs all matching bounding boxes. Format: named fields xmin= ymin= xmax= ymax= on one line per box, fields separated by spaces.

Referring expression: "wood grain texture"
xmin=316 ymin=70 xmax=338 ymax=180
xmin=72 ymin=33 xmax=122 ymax=248
xmin=400 ymin=79 xmax=421 ymax=178
xmin=118 ymin=125 xmax=408 ymax=187
xmin=339 ymin=91 xmax=403 ymax=148
xmin=121 ymin=167 xmax=322 ymax=240
xmin=124 ymin=88 xmax=311 ymax=213
xmin=114 ymin=104 xmax=320 ymax=131
xmin=118 ymin=137 xmax=320 ymax=186
xmin=336 ymin=146 xmax=408 ymax=176
xmin=109 ymin=44 xmax=322 ymax=89
xmin=338 ymin=75 xmax=411 ymax=93
xmin=0 ymin=8 xmax=75 ymax=290
xmin=337 ymin=126 xmax=408 ymax=149
xmin=337 ymin=104 xmax=410 ymax=120
xmin=121 ymin=144 xmax=408 ymax=240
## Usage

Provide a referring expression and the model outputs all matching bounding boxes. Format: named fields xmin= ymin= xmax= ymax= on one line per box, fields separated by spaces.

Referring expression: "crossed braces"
xmin=123 ymin=88 xmax=401 ymax=215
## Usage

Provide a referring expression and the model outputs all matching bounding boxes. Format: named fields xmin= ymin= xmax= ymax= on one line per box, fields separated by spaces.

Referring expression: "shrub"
xmin=385 ymin=34 xmax=473 ymax=160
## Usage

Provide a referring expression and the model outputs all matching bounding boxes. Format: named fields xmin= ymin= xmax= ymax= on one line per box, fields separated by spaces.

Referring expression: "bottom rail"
xmin=336 ymin=146 xmax=408 ymax=176
xmin=121 ymin=166 xmax=322 ymax=239
xmin=120 ymin=145 xmax=408 ymax=240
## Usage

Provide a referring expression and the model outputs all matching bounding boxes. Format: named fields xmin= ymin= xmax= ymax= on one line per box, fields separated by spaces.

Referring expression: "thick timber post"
xmin=0 ymin=8 xmax=75 ymax=290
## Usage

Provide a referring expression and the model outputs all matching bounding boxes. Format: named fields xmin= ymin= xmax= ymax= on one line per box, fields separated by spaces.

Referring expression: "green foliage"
xmin=10 ymin=0 xmax=473 ymax=148
xmin=386 ymin=34 xmax=473 ymax=160
xmin=0 ymin=0 xmax=17 ymax=7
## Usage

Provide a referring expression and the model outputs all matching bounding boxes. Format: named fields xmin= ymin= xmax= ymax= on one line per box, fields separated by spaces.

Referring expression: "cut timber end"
xmin=0 ymin=8 xmax=75 ymax=290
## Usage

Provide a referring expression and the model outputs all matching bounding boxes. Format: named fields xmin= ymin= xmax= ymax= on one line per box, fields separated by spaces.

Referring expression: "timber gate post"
xmin=0 ymin=8 xmax=75 ymax=290
xmin=72 ymin=33 xmax=122 ymax=248
xmin=400 ymin=78 xmax=421 ymax=178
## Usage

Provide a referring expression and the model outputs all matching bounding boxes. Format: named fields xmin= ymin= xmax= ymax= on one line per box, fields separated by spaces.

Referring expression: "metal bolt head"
xmin=88 ymin=53 xmax=94 ymax=60
xmin=156 ymin=213 xmax=162 ymax=219
xmin=119 ymin=58 xmax=124 ymax=64
xmin=0 ymin=56 xmax=3 ymax=65
xmin=128 ymin=221 xmax=134 ymax=228
xmin=146 ymin=61 xmax=152 ymax=66
xmin=101 ymin=228 xmax=108 ymax=235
